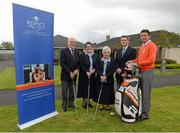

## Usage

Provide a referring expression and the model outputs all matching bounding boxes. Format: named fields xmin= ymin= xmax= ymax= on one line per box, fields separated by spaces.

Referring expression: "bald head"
xmin=68 ymin=37 xmax=77 ymax=49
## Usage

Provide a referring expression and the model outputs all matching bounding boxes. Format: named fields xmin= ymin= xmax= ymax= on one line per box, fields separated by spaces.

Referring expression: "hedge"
xmin=155 ymin=59 xmax=177 ymax=64
xmin=155 ymin=64 xmax=180 ymax=69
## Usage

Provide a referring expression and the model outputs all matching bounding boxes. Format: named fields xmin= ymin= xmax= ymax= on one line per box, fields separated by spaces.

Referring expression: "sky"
xmin=0 ymin=0 xmax=179 ymax=44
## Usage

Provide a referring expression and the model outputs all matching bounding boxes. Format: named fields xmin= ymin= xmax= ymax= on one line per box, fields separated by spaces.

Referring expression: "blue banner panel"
xmin=13 ymin=4 xmax=58 ymax=129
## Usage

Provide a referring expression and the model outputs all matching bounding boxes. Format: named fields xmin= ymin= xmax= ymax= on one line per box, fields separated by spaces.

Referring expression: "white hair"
xmin=68 ymin=37 xmax=76 ymax=43
xmin=102 ymin=46 xmax=111 ymax=53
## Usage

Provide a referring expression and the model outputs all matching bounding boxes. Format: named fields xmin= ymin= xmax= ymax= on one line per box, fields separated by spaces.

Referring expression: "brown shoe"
xmin=104 ymin=105 xmax=111 ymax=110
xmin=99 ymin=104 xmax=104 ymax=110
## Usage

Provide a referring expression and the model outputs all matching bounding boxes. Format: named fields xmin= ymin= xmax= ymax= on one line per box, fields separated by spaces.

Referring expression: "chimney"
xmin=106 ymin=35 xmax=110 ymax=41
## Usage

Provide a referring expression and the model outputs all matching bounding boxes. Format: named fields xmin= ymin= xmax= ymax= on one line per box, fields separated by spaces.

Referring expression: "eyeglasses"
xmin=70 ymin=41 xmax=76 ymax=43
xmin=86 ymin=46 xmax=93 ymax=48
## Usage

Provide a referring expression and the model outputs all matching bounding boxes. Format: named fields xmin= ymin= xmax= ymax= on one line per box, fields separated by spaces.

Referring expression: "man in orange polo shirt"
xmin=127 ymin=29 xmax=157 ymax=120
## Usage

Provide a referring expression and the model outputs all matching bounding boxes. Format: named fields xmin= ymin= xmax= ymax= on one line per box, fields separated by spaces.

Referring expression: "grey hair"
xmin=102 ymin=46 xmax=111 ymax=53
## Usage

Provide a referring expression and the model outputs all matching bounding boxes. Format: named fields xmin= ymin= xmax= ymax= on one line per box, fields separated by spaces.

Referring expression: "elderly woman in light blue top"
xmin=94 ymin=46 xmax=115 ymax=110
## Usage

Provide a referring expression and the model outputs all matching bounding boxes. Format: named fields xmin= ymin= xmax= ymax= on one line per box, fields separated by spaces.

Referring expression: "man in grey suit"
xmin=60 ymin=37 xmax=79 ymax=112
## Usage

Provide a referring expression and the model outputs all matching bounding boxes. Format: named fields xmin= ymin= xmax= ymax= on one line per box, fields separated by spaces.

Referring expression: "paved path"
xmin=0 ymin=61 xmax=14 ymax=70
xmin=0 ymin=61 xmax=180 ymax=105
xmin=0 ymin=85 xmax=62 ymax=106
xmin=1 ymin=74 xmax=180 ymax=106
xmin=152 ymin=75 xmax=180 ymax=88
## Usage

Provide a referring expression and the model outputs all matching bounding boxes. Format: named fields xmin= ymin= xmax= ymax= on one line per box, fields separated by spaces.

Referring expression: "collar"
xmin=122 ymin=45 xmax=128 ymax=50
xmin=68 ymin=46 xmax=74 ymax=51
xmin=101 ymin=57 xmax=111 ymax=63
xmin=84 ymin=50 xmax=94 ymax=56
xmin=143 ymin=40 xmax=151 ymax=46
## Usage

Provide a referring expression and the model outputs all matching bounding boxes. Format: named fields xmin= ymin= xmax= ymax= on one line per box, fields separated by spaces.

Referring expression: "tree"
xmin=154 ymin=31 xmax=180 ymax=60
xmin=155 ymin=31 xmax=180 ymax=47
xmin=0 ymin=42 xmax=14 ymax=49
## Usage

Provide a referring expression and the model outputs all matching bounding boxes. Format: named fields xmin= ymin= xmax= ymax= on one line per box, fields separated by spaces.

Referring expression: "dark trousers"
xmin=61 ymin=80 xmax=75 ymax=109
xmin=140 ymin=70 xmax=154 ymax=115
xmin=116 ymin=75 xmax=123 ymax=90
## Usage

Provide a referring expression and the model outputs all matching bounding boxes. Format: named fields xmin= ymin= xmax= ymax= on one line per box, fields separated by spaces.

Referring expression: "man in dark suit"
xmin=60 ymin=37 xmax=79 ymax=112
xmin=115 ymin=35 xmax=136 ymax=87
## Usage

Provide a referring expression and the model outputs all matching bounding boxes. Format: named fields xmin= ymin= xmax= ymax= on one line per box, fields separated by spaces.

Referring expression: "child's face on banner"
xmin=34 ymin=70 xmax=44 ymax=82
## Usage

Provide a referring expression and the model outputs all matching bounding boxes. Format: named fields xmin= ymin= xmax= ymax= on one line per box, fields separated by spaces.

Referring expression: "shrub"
xmin=155 ymin=64 xmax=180 ymax=69
xmin=155 ymin=59 xmax=177 ymax=64
xmin=155 ymin=64 xmax=161 ymax=69
xmin=155 ymin=59 xmax=162 ymax=64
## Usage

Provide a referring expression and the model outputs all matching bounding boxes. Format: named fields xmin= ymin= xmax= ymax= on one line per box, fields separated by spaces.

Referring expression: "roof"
xmin=54 ymin=35 xmax=84 ymax=49
xmin=96 ymin=30 xmax=169 ymax=49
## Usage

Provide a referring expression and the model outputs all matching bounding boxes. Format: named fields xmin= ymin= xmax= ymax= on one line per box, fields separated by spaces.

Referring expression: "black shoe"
xmin=69 ymin=104 xmax=76 ymax=108
xmin=62 ymin=108 xmax=67 ymax=112
xmin=83 ymin=103 xmax=87 ymax=109
xmin=88 ymin=103 xmax=93 ymax=108
xmin=138 ymin=113 xmax=149 ymax=121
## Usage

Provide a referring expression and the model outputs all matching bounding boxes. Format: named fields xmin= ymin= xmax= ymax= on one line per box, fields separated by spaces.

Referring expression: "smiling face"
xmin=121 ymin=36 xmax=129 ymax=47
xmin=85 ymin=43 xmax=93 ymax=53
xmin=68 ymin=37 xmax=77 ymax=49
xmin=140 ymin=32 xmax=151 ymax=43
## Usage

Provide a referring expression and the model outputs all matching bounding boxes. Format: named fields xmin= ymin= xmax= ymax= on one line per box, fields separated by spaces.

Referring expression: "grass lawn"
xmin=0 ymin=66 xmax=61 ymax=90
xmin=0 ymin=86 xmax=180 ymax=132
xmin=0 ymin=67 xmax=16 ymax=90
xmin=54 ymin=65 xmax=61 ymax=86
xmin=1 ymin=66 xmax=180 ymax=90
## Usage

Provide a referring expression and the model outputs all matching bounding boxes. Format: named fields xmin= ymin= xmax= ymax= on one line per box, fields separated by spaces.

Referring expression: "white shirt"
xmin=143 ymin=40 xmax=151 ymax=46
xmin=122 ymin=46 xmax=128 ymax=57
xmin=84 ymin=50 xmax=94 ymax=70
xmin=68 ymin=46 xmax=74 ymax=53
xmin=101 ymin=57 xmax=111 ymax=75
xmin=122 ymin=45 xmax=128 ymax=51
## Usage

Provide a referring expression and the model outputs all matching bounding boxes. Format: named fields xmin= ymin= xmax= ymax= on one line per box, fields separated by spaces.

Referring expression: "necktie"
xmin=122 ymin=48 xmax=126 ymax=57
xmin=71 ymin=49 xmax=75 ymax=59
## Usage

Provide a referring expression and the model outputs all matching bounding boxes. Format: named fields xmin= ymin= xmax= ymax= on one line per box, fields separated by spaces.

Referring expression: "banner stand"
xmin=18 ymin=111 xmax=58 ymax=130
xmin=13 ymin=4 xmax=58 ymax=130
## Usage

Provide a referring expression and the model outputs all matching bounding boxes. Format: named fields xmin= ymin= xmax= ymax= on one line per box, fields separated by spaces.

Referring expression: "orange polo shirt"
xmin=132 ymin=40 xmax=158 ymax=72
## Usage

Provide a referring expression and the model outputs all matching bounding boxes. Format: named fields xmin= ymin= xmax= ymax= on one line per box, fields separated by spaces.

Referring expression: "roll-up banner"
xmin=13 ymin=4 xmax=58 ymax=130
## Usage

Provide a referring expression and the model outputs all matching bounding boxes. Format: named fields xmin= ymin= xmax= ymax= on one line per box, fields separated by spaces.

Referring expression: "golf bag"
xmin=115 ymin=64 xmax=142 ymax=123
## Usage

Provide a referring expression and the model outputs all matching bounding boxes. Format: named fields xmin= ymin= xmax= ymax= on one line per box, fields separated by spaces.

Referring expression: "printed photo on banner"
xmin=23 ymin=64 xmax=51 ymax=83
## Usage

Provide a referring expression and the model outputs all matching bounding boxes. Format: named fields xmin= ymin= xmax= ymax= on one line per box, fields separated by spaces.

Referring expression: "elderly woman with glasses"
xmin=94 ymin=46 xmax=115 ymax=110
xmin=77 ymin=41 xmax=99 ymax=109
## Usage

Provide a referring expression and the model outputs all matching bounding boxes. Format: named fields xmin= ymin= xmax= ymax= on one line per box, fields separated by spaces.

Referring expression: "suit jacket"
xmin=79 ymin=52 xmax=99 ymax=75
xmin=116 ymin=46 xmax=136 ymax=70
xmin=96 ymin=58 xmax=115 ymax=84
xmin=77 ymin=52 xmax=99 ymax=98
xmin=60 ymin=47 xmax=79 ymax=81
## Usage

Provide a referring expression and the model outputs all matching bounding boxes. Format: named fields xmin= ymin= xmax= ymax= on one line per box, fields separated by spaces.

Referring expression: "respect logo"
xmin=27 ymin=16 xmax=45 ymax=31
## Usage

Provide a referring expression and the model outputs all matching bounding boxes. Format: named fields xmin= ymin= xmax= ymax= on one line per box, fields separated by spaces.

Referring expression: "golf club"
xmin=93 ymin=81 xmax=104 ymax=120
xmin=72 ymin=80 xmax=78 ymax=119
